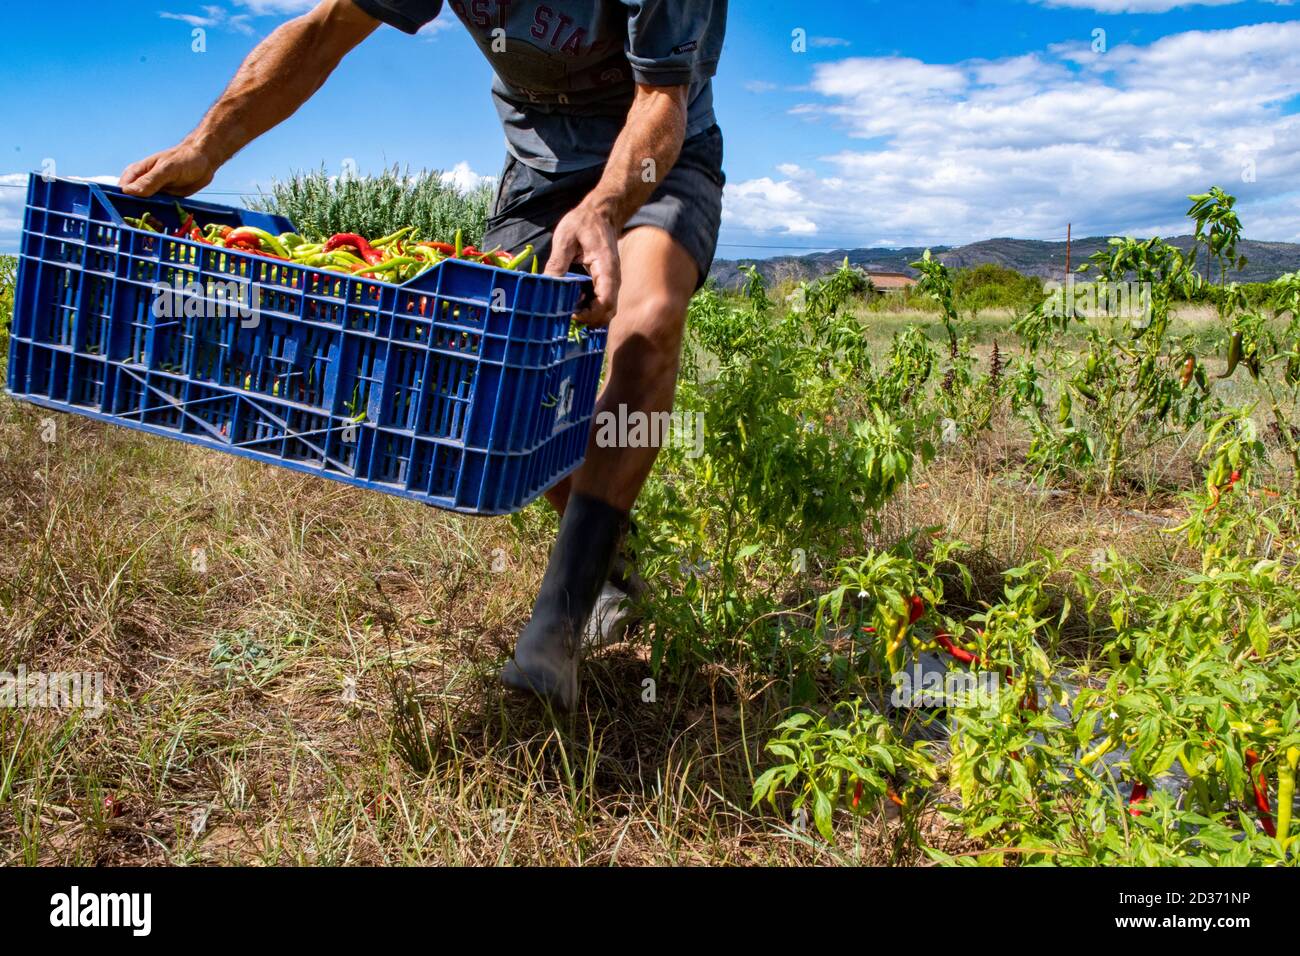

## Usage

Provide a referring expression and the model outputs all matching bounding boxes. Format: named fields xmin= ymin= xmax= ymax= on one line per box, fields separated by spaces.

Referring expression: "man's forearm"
xmin=188 ymin=1 xmax=377 ymax=164
xmin=584 ymin=85 xmax=689 ymax=228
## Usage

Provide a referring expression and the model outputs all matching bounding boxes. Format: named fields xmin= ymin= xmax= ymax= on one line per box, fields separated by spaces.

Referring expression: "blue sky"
xmin=3 ymin=0 xmax=1299 ymax=258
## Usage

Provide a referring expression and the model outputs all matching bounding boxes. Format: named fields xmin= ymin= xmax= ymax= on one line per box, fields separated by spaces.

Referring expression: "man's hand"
xmin=120 ymin=139 xmax=219 ymax=198
xmin=543 ymin=84 xmax=688 ymax=326
xmin=119 ymin=0 xmax=376 ymax=200
xmin=545 ymin=199 xmax=622 ymax=327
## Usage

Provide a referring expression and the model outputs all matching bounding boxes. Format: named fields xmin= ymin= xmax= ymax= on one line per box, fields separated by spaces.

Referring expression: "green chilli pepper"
xmin=1279 ymin=747 xmax=1298 ymax=851
xmin=329 ymin=250 xmax=366 ymax=267
xmin=372 ymin=226 xmax=415 ymax=248
xmin=503 ymin=244 xmax=534 ymax=271
xmin=1074 ymin=382 xmax=1100 ymax=403
xmin=355 ymin=256 xmax=417 ymax=276
xmin=1220 ymin=331 xmax=1244 ymax=379
xmin=1057 ymin=392 xmax=1072 ymax=424
xmin=1245 ymin=347 xmax=1260 ymax=381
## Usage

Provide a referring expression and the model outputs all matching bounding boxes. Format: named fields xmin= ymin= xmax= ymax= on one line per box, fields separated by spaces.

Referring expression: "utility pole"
xmin=1065 ymin=223 xmax=1072 ymax=278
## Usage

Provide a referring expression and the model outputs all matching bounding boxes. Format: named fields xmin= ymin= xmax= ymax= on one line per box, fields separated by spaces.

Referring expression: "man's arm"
xmin=120 ymin=0 xmax=380 ymax=197
xmin=545 ymin=83 xmax=689 ymax=326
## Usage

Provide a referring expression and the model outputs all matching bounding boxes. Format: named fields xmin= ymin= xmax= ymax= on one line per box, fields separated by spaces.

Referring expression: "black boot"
xmin=500 ymin=493 xmax=629 ymax=709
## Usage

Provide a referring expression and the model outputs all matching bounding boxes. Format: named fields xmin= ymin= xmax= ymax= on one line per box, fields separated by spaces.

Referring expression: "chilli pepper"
xmin=1245 ymin=749 xmax=1277 ymax=838
xmin=227 ymin=233 xmax=261 ymax=252
xmin=1074 ymin=382 xmax=1100 ymax=403
xmin=1128 ymin=782 xmax=1149 ymax=817
xmin=372 ymin=226 xmax=415 ymax=248
xmin=1205 ymin=470 xmax=1241 ymax=513
xmin=1180 ymin=356 xmax=1196 ymax=388
xmin=420 ymin=241 xmax=458 ymax=256
xmin=324 ymin=232 xmax=384 ymax=265
xmin=935 ymin=631 xmax=980 ymax=666
xmin=1244 ymin=347 xmax=1261 ymax=381
xmin=907 ymin=595 xmax=925 ymax=626
xmin=1220 ymin=331 xmax=1244 ymax=379
xmin=1078 ymin=736 xmax=1118 ymax=773
xmin=354 ymin=256 xmax=417 ymax=278
xmin=227 ymin=226 xmax=290 ymax=258
xmin=1278 ymin=747 xmax=1297 ymax=850
xmin=175 ymin=213 xmax=195 ymax=238
xmin=503 ymin=244 xmax=535 ymax=271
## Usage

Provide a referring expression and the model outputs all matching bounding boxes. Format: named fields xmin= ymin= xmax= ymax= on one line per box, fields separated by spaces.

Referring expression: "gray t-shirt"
xmin=353 ymin=0 xmax=726 ymax=172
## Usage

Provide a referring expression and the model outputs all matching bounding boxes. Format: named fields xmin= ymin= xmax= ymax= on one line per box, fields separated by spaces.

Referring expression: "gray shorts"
xmin=482 ymin=125 xmax=725 ymax=290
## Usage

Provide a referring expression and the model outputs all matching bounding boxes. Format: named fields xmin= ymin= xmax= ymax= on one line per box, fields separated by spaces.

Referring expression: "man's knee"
xmin=611 ymin=291 xmax=688 ymax=382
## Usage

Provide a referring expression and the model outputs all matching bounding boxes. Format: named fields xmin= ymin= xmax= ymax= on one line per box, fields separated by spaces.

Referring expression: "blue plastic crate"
xmin=5 ymin=175 xmax=605 ymax=514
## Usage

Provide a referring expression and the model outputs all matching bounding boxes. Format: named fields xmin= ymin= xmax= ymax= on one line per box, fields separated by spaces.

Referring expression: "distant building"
xmin=866 ymin=271 xmax=918 ymax=293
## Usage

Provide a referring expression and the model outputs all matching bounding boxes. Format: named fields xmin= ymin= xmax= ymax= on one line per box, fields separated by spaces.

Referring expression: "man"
xmin=121 ymin=0 xmax=728 ymax=710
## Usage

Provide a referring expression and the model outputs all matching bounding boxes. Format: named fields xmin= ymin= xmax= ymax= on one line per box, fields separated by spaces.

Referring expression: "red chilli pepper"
xmin=1205 ymin=470 xmax=1241 ymax=514
xmin=175 ymin=213 xmax=195 ymax=238
xmin=1245 ymin=749 xmax=1277 ymax=837
xmin=935 ymin=631 xmax=981 ymax=666
xmin=324 ymin=232 xmax=385 ymax=265
xmin=907 ymin=595 xmax=925 ymax=626
xmin=1128 ymin=782 xmax=1149 ymax=817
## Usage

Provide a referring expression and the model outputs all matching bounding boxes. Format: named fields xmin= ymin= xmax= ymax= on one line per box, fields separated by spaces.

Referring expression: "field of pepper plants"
xmin=0 ymin=184 xmax=1296 ymax=866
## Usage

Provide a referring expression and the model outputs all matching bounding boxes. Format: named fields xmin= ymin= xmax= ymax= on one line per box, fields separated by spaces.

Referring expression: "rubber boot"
xmin=583 ymin=544 xmax=650 ymax=650
xmin=500 ymin=493 xmax=629 ymax=709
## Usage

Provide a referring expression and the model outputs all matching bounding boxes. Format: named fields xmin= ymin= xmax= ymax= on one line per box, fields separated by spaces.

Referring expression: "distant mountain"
xmin=708 ymin=236 xmax=1300 ymax=289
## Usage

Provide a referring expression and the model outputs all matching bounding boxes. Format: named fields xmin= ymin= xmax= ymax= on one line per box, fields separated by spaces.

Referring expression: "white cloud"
xmin=417 ymin=17 xmax=456 ymax=39
xmin=227 ymin=0 xmax=314 ymax=13
xmin=160 ymin=5 xmax=254 ymax=32
xmin=1030 ymin=0 xmax=1293 ymax=12
xmin=438 ymin=162 xmax=494 ymax=194
xmin=724 ymin=21 xmax=1300 ymax=246
xmin=0 ymin=173 xmax=28 ymax=244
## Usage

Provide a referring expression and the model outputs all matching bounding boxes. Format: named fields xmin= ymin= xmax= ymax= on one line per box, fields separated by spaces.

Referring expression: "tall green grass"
xmin=250 ymin=165 xmax=493 ymax=245
xmin=0 ymin=254 xmax=17 ymax=362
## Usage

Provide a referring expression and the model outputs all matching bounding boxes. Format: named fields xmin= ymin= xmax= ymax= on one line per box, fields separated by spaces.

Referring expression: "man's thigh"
xmin=601 ymin=227 xmax=699 ymax=388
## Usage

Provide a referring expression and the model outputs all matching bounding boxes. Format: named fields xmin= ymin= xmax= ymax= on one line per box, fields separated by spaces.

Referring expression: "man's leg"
xmin=544 ymin=226 xmax=698 ymax=513
xmin=501 ymin=227 xmax=699 ymax=708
